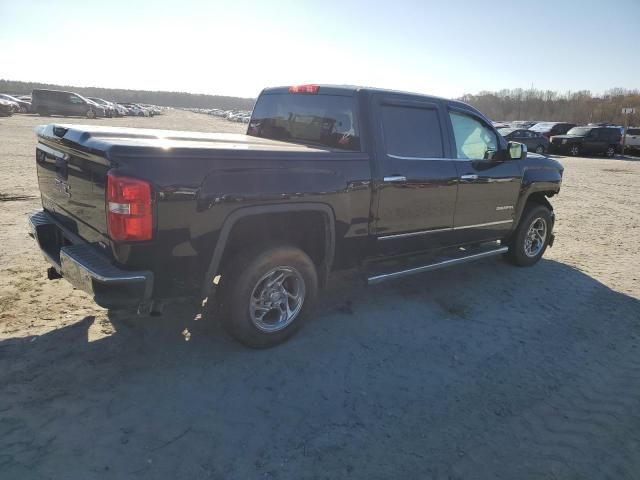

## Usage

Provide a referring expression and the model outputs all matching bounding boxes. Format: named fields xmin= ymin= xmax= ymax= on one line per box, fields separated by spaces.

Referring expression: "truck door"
xmin=445 ymin=107 xmax=522 ymax=244
xmin=372 ymin=94 xmax=459 ymax=253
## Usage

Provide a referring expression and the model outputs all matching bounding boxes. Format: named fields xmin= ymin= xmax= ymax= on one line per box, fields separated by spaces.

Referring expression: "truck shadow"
xmin=2 ymin=258 xmax=640 ymax=478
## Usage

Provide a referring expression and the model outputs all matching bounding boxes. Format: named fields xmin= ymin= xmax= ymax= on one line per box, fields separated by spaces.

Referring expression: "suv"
xmin=31 ymin=89 xmax=105 ymax=119
xmin=28 ymin=84 xmax=563 ymax=348
xmin=530 ymin=122 xmax=576 ymax=139
xmin=550 ymin=126 xmax=622 ymax=157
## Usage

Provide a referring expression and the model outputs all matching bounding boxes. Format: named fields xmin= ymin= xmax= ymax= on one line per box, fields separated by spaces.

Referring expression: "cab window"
xmin=449 ymin=111 xmax=498 ymax=160
xmin=381 ymin=105 xmax=444 ymax=159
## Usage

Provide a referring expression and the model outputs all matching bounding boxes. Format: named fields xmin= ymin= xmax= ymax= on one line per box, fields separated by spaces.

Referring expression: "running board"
xmin=367 ymin=246 xmax=508 ymax=285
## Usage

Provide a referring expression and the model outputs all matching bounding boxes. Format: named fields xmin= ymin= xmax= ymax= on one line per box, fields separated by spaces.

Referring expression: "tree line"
xmin=460 ymin=88 xmax=640 ymax=126
xmin=0 ymin=79 xmax=256 ymax=111
xmin=3 ymin=79 xmax=638 ymax=125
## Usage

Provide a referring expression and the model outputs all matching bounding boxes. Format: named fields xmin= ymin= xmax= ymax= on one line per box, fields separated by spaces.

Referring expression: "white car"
xmin=625 ymin=127 xmax=640 ymax=152
xmin=120 ymin=103 xmax=150 ymax=117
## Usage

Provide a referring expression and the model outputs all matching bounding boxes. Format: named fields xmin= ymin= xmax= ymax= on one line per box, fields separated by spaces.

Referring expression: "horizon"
xmin=1 ymin=0 xmax=639 ymax=99
xmin=2 ymin=78 xmax=638 ymax=103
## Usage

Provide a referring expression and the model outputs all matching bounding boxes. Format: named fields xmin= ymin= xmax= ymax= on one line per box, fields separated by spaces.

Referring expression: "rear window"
xmin=530 ymin=123 xmax=553 ymax=131
xmin=248 ymin=93 xmax=360 ymax=151
xmin=627 ymin=128 xmax=640 ymax=135
xmin=567 ymin=127 xmax=592 ymax=136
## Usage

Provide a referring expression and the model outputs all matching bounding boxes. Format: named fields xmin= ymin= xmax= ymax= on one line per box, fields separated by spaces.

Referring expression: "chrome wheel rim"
xmin=606 ymin=147 xmax=615 ymax=157
xmin=535 ymin=146 xmax=544 ymax=154
xmin=249 ymin=266 xmax=305 ymax=333
xmin=524 ymin=217 xmax=547 ymax=257
xmin=570 ymin=145 xmax=579 ymax=156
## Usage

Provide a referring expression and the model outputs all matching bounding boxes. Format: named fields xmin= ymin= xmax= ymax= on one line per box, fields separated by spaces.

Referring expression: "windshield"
xmin=567 ymin=127 xmax=592 ymax=136
xmin=498 ymin=128 xmax=515 ymax=136
xmin=248 ymin=93 xmax=360 ymax=151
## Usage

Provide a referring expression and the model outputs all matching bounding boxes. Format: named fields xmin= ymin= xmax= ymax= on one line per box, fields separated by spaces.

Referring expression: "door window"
xmin=449 ymin=111 xmax=498 ymax=160
xmin=68 ymin=95 xmax=84 ymax=104
xmin=381 ymin=105 xmax=444 ymax=159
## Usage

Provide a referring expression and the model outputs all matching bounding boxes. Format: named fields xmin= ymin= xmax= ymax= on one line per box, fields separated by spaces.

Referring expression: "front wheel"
xmin=86 ymin=109 xmax=96 ymax=119
xmin=219 ymin=245 xmax=318 ymax=348
xmin=569 ymin=144 xmax=580 ymax=156
xmin=506 ymin=204 xmax=553 ymax=266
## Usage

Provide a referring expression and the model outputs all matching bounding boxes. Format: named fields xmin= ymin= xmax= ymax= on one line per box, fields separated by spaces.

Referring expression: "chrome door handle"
xmin=460 ymin=174 xmax=479 ymax=181
xmin=383 ymin=175 xmax=407 ymax=183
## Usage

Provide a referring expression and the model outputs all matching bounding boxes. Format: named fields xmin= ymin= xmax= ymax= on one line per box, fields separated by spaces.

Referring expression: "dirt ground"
xmin=1 ymin=110 xmax=639 ymax=480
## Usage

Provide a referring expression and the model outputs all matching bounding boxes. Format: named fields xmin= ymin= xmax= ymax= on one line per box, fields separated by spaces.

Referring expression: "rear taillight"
xmin=288 ymin=84 xmax=320 ymax=94
xmin=107 ymin=173 xmax=153 ymax=242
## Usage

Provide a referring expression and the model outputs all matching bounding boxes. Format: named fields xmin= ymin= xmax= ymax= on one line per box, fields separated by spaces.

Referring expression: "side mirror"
xmin=508 ymin=141 xmax=527 ymax=159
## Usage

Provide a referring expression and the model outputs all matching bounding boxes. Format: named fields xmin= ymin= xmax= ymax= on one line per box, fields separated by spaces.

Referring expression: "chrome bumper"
xmin=28 ymin=210 xmax=153 ymax=308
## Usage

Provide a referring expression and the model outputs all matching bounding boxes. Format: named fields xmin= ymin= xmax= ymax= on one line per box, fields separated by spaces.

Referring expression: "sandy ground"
xmin=1 ymin=110 xmax=639 ymax=479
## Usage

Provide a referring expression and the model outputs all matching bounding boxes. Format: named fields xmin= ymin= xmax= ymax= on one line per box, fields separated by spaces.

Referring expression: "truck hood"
xmin=36 ymin=124 xmax=337 ymax=157
xmin=525 ymin=152 xmax=564 ymax=174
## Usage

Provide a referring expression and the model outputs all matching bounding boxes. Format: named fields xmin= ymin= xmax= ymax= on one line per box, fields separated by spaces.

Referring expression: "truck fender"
xmin=201 ymin=203 xmax=336 ymax=297
xmin=513 ymin=167 xmax=562 ymax=228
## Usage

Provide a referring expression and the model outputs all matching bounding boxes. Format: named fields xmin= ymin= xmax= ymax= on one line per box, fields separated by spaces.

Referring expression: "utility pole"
xmin=621 ymin=108 xmax=635 ymax=156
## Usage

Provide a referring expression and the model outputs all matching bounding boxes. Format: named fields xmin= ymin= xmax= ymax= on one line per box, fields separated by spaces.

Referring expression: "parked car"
xmin=28 ymin=84 xmax=563 ymax=348
xmin=498 ymin=128 xmax=550 ymax=154
xmin=88 ymin=97 xmax=117 ymax=118
xmin=115 ymin=104 xmax=131 ymax=116
xmin=0 ymin=94 xmax=31 ymax=113
xmin=31 ymin=89 xmax=105 ymax=118
xmin=0 ymin=98 xmax=14 ymax=116
xmin=510 ymin=121 xmax=543 ymax=129
xmin=624 ymin=127 xmax=640 ymax=152
xmin=530 ymin=122 xmax=576 ymax=139
xmin=119 ymin=103 xmax=150 ymax=117
xmin=549 ymin=126 xmax=621 ymax=157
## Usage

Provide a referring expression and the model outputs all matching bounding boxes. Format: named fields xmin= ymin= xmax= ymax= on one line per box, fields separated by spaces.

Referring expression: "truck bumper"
xmin=28 ymin=210 xmax=153 ymax=309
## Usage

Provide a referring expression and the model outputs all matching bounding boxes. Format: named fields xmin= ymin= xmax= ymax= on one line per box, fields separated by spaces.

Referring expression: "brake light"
xmin=107 ymin=173 xmax=152 ymax=241
xmin=288 ymin=84 xmax=320 ymax=94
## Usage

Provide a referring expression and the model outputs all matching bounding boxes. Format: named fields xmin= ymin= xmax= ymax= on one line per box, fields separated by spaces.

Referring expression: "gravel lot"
xmin=1 ymin=110 xmax=639 ymax=479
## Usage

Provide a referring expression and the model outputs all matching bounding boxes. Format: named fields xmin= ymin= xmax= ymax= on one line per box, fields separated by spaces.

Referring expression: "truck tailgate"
xmin=36 ymin=125 xmax=110 ymax=244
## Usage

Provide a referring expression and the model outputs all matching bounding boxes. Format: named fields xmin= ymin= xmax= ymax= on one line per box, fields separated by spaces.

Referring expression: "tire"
xmin=138 ymin=111 xmax=145 ymax=117
xmin=218 ymin=245 xmax=318 ymax=348
xmin=534 ymin=145 xmax=545 ymax=154
xmin=569 ymin=144 xmax=580 ymax=156
xmin=86 ymin=109 xmax=96 ymax=119
xmin=506 ymin=204 xmax=553 ymax=267
xmin=605 ymin=145 xmax=616 ymax=158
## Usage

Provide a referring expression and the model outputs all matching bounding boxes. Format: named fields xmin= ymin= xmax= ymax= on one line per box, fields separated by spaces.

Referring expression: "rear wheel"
xmin=534 ymin=145 xmax=545 ymax=154
xmin=218 ymin=245 xmax=318 ymax=348
xmin=605 ymin=145 xmax=616 ymax=158
xmin=506 ymin=204 xmax=553 ymax=266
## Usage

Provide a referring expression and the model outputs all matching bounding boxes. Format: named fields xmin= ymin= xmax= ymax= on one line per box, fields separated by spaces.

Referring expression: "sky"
xmin=1 ymin=0 xmax=638 ymax=99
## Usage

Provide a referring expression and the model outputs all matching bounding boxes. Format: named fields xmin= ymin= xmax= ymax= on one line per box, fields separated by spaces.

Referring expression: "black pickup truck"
xmin=29 ymin=85 xmax=563 ymax=347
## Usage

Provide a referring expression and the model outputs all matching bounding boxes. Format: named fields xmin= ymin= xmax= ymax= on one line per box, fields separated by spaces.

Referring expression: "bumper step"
xmin=28 ymin=210 xmax=153 ymax=308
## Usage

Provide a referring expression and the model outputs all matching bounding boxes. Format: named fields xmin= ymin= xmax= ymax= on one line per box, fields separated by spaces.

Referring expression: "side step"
xmin=366 ymin=243 xmax=508 ymax=285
